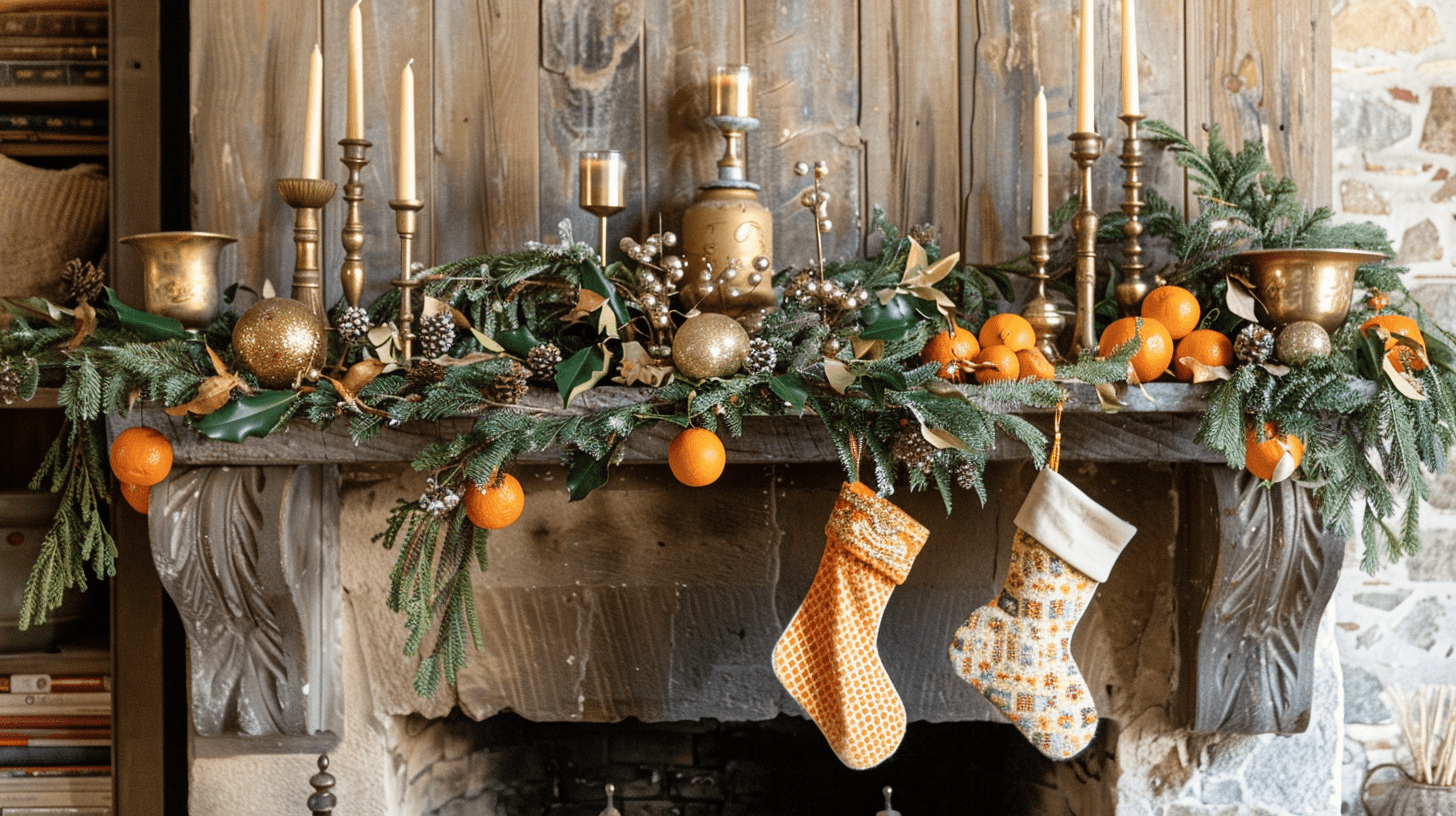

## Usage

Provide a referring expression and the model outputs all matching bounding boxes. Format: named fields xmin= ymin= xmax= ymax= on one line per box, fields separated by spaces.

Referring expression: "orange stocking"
xmin=771 ymin=481 xmax=928 ymax=769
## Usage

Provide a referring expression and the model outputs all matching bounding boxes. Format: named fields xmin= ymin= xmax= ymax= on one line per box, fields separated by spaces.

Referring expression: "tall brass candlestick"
xmin=339 ymin=138 xmax=372 ymax=309
xmin=1069 ymin=131 xmax=1104 ymax=356
xmin=277 ymin=178 xmax=338 ymax=327
xmin=1019 ymin=233 xmax=1063 ymax=361
xmin=579 ymin=150 xmax=625 ymax=262
xmin=388 ymin=198 xmax=424 ymax=363
xmin=1117 ymin=113 xmax=1150 ymax=314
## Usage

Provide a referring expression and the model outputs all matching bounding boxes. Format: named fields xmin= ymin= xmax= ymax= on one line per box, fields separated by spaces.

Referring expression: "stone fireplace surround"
xmin=118 ymin=384 xmax=1346 ymax=814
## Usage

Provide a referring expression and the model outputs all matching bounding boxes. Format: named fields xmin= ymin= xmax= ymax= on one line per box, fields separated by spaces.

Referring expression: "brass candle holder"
xmin=1116 ymin=113 xmax=1151 ymax=314
xmin=579 ymin=150 xmax=625 ymax=262
xmin=1069 ymin=131 xmax=1104 ymax=356
xmin=388 ymin=198 xmax=424 ymax=362
xmin=339 ymin=137 xmax=372 ymax=309
xmin=1018 ymin=233 xmax=1063 ymax=361
xmin=277 ymin=177 xmax=338 ymax=327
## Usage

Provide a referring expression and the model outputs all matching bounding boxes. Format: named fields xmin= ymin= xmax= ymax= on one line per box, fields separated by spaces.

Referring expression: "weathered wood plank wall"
xmin=187 ymin=0 xmax=1330 ymax=302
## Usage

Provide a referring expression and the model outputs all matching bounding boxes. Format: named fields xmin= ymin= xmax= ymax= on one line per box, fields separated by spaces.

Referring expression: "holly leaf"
xmin=566 ymin=448 xmax=613 ymax=502
xmin=555 ymin=343 xmax=613 ymax=407
xmin=769 ymin=373 xmax=809 ymax=413
xmin=192 ymin=389 xmax=301 ymax=442
xmin=579 ymin=261 xmax=631 ymax=330
xmin=102 ymin=288 xmax=186 ymax=341
xmin=494 ymin=326 xmax=541 ymax=358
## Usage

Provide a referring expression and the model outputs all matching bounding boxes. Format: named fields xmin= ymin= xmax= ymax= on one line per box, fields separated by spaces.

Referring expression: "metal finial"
xmin=599 ymin=782 xmax=622 ymax=816
xmin=877 ymin=785 xmax=901 ymax=816
xmin=308 ymin=753 xmax=336 ymax=816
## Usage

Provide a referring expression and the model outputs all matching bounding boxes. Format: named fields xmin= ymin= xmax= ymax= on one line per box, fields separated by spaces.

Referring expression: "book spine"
xmin=0 ymin=694 xmax=110 ymax=716
xmin=0 ymin=807 xmax=111 ymax=815
xmin=0 ymin=13 xmax=106 ymax=38
xmin=0 ymin=721 xmax=106 ymax=732
xmin=0 ymin=748 xmax=108 ymax=768
xmin=0 ymin=44 xmax=104 ymax=61
xmin=0 ymin=62 xmax=105 ymax=87
xmin=0 ymin=790 xmax=111 ymax=808
xmin=0 ymin=769 xmax=108 ymax=779
xmin=0 ymin=679 xmax=108 ymax=696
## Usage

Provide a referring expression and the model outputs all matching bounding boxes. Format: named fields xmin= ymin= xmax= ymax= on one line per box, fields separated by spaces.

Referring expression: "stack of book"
xmin=0 ymin=0 xmax=106 ymax=157
xmin=0 ymin=673 xmax=111 ymax=816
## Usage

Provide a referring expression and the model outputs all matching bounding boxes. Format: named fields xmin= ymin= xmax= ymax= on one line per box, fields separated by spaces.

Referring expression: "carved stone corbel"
xmin=1177 ymin=465 xmax=1344 ymax=733
xmin=148 ymin=465 xmax=342 ymax=738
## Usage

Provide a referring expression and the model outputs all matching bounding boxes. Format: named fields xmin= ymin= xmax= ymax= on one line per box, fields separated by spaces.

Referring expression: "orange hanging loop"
xmin=1048 ymin=402 xmax=1064 ymax=473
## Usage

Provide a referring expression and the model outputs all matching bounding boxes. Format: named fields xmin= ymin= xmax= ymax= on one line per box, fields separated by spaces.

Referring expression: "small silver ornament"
xmin=1275 ymin=320 xmax=1332 ymax=365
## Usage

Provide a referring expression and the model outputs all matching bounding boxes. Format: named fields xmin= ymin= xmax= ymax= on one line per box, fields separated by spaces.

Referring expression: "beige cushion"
xmin=0 ymin=154 xmax=108 ymax=302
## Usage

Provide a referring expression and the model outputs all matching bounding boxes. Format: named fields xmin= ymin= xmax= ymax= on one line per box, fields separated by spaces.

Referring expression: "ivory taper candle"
xmin=1032 ymin=87 xmax=1049 ymax=235
xmin=302 ymin=44 xmax=323 ymax=178
xmin=346 ymin=1 xmax=364 ymax=139
xmin=397 ymin=59 xmax=415 ymax=199
xmin=1076 ymin=0 xmax=1095 ymax=133
xmin=1121 ymin=0 xmax=1139 ymax=116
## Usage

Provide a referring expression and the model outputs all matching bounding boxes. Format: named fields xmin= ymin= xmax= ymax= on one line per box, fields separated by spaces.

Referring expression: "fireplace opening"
xmin=391 ymin=710 xmax=1117 ymax=816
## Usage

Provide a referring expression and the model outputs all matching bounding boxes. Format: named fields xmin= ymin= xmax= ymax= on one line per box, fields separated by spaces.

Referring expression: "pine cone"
xmin=405 ymin=359 xmax=446 ymax=393
xmin=418 ymin=476 xmax=460 ymax=515
xmin=1234 ymin=324 xmax=1275 ymax=364
xmin=61 ymin=259 xmax=104 ymax=306
xmin=891 ymin=426 xmax=938 ymax=474
xmin=908 ymin=223 xmax=940 ymax=247
xmin=488 ymin=361 xmax=530 ymax=404
xmin=336 ymin=306 xmax=372 ymax=344
xmin=0 ymin=364 xmax=21 ymax=406
xmin=744 ymin=337 xmax=776 ymax=376
xmin=952 ymin=459 xmax=981 ymax=493
xmin=526 ymin=343 xmax=563 ymax=382
xmin=416 ymin=313 xmax=456 ymax=359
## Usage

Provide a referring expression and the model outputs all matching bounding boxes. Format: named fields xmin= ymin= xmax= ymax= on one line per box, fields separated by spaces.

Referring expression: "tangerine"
xmin=109 ymin=427 xmax=174 ymax=487
xmin=464 ymin=473 xmax=525 ymax=530
xmin=973 ymin=345 xmax=1020 ymax=384
xmin=1014 ymin=347 xmax=1056 ymax=381
xmin=668 ymin=428 xmax=726 ymax=487
xmin=1140 ymin=285 xmax=1201 ymax=340
xmin=1098 ymin=316 xmax=1174 ymax=384
xmin=920 ymin=325 xmax=980 ymax=383
xmin=978 ymin=313 xmax=1037 ymax=352
xmin=119 ymin=482 xmax=150 ymax=515
xmin=1245 ymin=423 xmax=1304 ymax=482
xmin=1360 ymin=314 xmax=1425 ymax=349
xmin=1172 ymin=329 xmax=1234 ymax=382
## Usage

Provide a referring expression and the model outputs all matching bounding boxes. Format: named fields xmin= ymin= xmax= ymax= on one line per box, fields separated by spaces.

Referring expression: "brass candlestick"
xmin=1019 ymin=233 xmax=1063 ymax=361
xmin=579 ymin=150 xmax=625 ymax=262
xmin=1117 ymin=113 xmax=1150 ymax=315
xmin=388 ymin=198 xmax=424 ymax=362
xmin=339 ymin=138 xmax=372 ymax=309
xmin=1069 ymin=131 xmax=1104 ymax=356
xmin=277 ymin=177 xmax=338 ymax=327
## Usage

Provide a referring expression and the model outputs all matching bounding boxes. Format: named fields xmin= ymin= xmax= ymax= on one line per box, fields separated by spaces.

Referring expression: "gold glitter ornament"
xmin=672 ymin=313 xmax=750 ymax=379
xmin=232 ymin=297 xmax=326 ymax=388
xmin=1274 ymin=320 xmax=1331 ymax=366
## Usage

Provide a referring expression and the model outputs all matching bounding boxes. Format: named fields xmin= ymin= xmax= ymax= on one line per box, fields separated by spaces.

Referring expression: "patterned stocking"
xmin=948 ymin=467 xmax=1136 ymax=760
xmin=772 ymin=481 xmax=928 ymax=769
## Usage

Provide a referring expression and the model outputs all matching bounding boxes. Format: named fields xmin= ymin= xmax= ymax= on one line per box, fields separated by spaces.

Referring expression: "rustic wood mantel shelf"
xmin=106 ymin=382 xmax=1224 ymax=467
xmin=97 ymin=381 xmax=1338 ymax=741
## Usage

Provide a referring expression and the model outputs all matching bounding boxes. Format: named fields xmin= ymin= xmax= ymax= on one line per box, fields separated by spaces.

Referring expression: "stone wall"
xmin=1331 ymin=1 xmax=1456 ymax=813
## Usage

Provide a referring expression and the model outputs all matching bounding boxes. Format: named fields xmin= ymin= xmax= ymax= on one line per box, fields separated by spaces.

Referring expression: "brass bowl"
xmin=1235 ymin=248 xmax=1387 ymax=333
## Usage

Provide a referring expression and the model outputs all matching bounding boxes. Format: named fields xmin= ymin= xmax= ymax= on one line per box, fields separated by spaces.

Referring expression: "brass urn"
xmin=678 ymin=65 xmax=775 ymax=332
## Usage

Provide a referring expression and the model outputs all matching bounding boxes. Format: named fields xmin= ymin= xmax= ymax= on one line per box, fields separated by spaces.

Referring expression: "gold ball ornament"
xmin=1274 ymin=320 xmax=1331 ymax=366
xmin=672 ymin=313 xmax=751 ymax=379
xmin=231 ymin=297 xmax=326 ymax=388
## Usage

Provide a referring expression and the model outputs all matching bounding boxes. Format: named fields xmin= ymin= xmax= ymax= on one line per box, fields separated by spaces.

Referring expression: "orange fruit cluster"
xmin=926 ymin=312 xmax=1053 ymax=384
xmin=669 ymin=427 xmax=726 ymax=487
xmin=1245 ymin=423 xmax=1304 ymax=482
xmin=109 ymin=427 xmax=175 ymax=515
xmin=464 ymin=473 xmax=525 ymax=529
xmin=919 ymin=325 xmax=980 ymax=383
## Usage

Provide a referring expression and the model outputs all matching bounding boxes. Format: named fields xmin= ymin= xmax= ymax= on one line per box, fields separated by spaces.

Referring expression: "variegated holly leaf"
xmin=164 ymin=345 xmax=252 ymax=416
xmin=367 ymin=324 xmax=400 ymax=368
xmin=556 ymin=343 xmax=614 ymax=407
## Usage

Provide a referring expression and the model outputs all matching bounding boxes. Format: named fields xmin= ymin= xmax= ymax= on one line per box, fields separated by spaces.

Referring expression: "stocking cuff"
xmin=826 ymin=482 xmax=928 ymax=584
xmin=1014 ymin=468 xmax=1135 ymax=582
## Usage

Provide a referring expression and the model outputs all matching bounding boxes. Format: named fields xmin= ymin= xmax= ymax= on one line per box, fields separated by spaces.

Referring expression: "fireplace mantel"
xmin=110 ymin=381 xmax=1340 ymax=741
